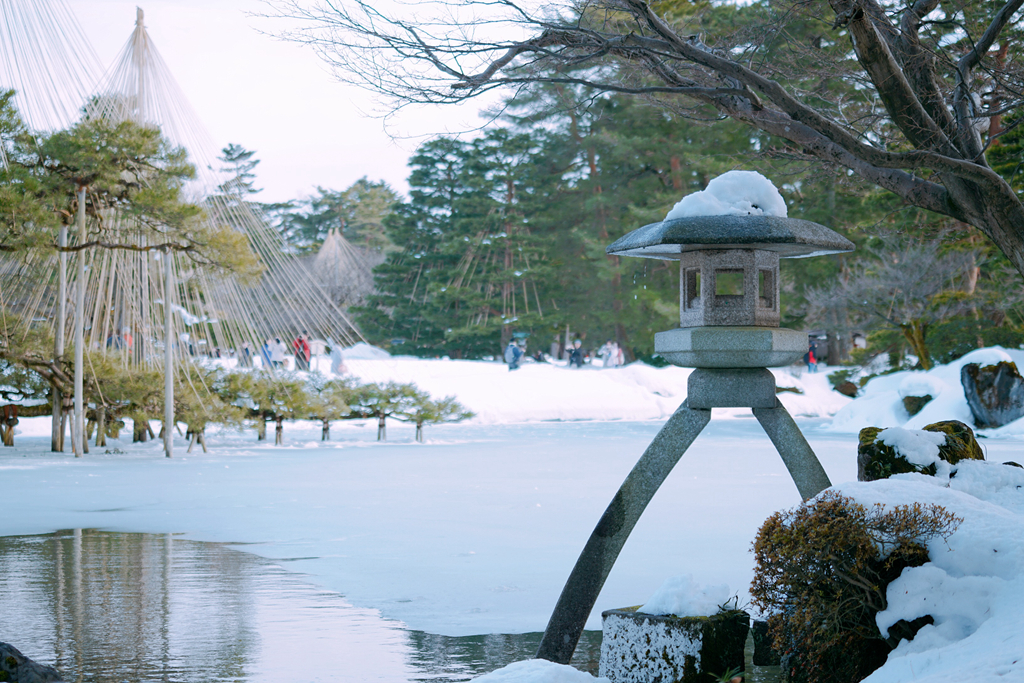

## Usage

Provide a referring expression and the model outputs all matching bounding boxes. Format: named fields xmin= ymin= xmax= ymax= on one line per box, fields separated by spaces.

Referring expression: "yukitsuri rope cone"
xmin=0 ymin=2 xmax=370 ymax=454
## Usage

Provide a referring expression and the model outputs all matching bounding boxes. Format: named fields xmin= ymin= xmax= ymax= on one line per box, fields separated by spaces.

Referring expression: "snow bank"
xmin=837 ymin=460 xmax=1024 ymax=682
xmin=470 ymin=660 xmax=608 ymax=683
xmin=342 ymin=342 xmax=391 ymax=360
xmin=303 ymin=357 xmax=849 ymax=424
xmin=828 ymin=347 xmax=1024 ymax=434
xmin=665 ymin=170 xmax=787 ymax=220
xmin=639 ymin=574 xmax=731 ymax=618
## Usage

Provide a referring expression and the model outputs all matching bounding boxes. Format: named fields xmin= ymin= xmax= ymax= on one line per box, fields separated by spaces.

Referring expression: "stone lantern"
xmin=536 ymin=214 xmax=855 ymax=667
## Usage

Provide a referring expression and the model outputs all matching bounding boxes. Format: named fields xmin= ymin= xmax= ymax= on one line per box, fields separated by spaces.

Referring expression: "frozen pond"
xmin=3 ymin=417 xmax=1020 ymax=680
xmin=0 ymin=530 xmax=600 ymax=682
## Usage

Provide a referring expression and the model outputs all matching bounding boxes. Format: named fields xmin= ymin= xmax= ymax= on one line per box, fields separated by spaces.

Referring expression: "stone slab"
xmin=687 ymin=368 xmax=777 ymax=408
xmin=605 ymin=215 xmax=855 ymax=260
xmin=655 ymin=327 xmax=806 ymax=368
xmin=599 ymin=608 xmax=749 ymax=683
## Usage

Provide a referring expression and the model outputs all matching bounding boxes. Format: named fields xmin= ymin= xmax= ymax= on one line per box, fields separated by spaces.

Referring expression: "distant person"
xmin=504 ymin=341 xmax=524 ymax=371
xmin=271 ymin=337 xmax=287 ymax=368
xmin=568 ymin=340 xmax=585 ymax=368
xmin=294 ymin=333 xmax=311 ymax=371
xmin=261 ymin=339 xmax=272 ymax=368
xmin=327 ymin=338 xmax=348 ymax=375
xmin=599 ymin=340 xmax=622 ymax=368
xmin=122 ymin=328 xmax=133 ymax=354
xmin=805 ymin=344 xmax=817 ymax=373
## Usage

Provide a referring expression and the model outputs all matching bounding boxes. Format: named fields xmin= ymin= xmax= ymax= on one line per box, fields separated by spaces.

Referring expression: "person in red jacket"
xmin=294 ymin=332 xmax=311 ymax=371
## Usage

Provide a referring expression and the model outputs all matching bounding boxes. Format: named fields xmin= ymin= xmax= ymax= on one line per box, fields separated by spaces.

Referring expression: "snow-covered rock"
xmin=829 ymin=347 xmax=1024 ymax=433
xmin=639 ymin=574 xmax=731 ymax=618
xmin=471 ymin=659 xmax=608 ymax=682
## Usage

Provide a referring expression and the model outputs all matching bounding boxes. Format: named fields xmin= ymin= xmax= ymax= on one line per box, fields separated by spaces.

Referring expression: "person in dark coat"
xmin=568 ymin=340 xmax=585 ymax=368
xmin=504 ymin=341 xmax=524 ymax=371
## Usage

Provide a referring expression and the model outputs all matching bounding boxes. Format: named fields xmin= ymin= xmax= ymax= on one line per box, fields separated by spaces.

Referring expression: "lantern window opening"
xmin=713 ymin=269 xmax=745 ymax=307
xmin=758 ymin=269 xmax=775 ymax=310
xmin=683 ymin=268 xmax=701 ymax=310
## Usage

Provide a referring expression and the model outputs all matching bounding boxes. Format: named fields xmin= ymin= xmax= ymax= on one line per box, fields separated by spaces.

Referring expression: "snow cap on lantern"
xmin=606 ymin=171 xmax=854 ymax=368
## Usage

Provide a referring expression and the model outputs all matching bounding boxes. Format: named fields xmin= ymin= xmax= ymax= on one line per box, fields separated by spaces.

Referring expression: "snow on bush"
xmin=470 ymin=659 xmax=609 ymax=682
xmin=665 ymin=170 xmax=787 ymax=219
xmin=840 ymin=461 xmax=1024 ymax=683
xmin=639 ymin=574 xmax=731 ymax=617
xmin=897 ymin=374 xmax=949 ymax=400
xmin=877 ymin=427 xmax=949 ymax=473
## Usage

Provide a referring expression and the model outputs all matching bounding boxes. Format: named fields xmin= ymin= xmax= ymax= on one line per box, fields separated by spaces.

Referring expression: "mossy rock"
xmin=835 ymin=381 xmax=858 ymax=398
xmin=961 ymin=361 xmax=1024 ymax=428
xmin=857 ymin=420 xmax=984 ymax=482
xmin=901 ymin=394 xmax=932 ymax=416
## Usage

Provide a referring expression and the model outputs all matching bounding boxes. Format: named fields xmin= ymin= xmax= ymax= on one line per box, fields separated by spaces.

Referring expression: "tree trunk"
xmin=96 ymin=405 xmax=107 ymax=447
xmin=133 ymin=418 xmax=149 ymax=443
xmin=827 ymin=331 xmax=842 ymax=369
xmin=188 ymin=432 xmax=197 ymax=453
xmin=257 ymin=415 xmax=267 ymax=441
xmin=198 ymin=431 xmax=207 ymax=453
xmin=275 ymin=416 xmax=284 ymax=445
xmin=901 ymin=321 xmax=932 ymax=370
xmin=415 ymin=421 xmax=423 ymax=443
xmin=322 ymin=418 xmax=330 ymax=441
xmin=377 ymin=413 xmax=386 ymax=441
xmin=59 ymin=402 xmax=69 ymax=450
xmin=0 ymin=407 xmax=15 ymax=447
xmin=51 ymin=387 xmax=64 ymax=452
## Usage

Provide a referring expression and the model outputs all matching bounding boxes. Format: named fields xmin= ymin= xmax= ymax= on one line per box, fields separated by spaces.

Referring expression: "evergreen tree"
xmin=217 ymin=143 xmax=262 ymax=197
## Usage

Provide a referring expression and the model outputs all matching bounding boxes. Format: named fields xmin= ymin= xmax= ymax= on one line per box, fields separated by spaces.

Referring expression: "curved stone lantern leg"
xmin=535 ymin=400 xmax=711 ymax=664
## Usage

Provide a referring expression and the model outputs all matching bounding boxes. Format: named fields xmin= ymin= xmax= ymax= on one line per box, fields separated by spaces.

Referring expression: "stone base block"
xmin=687 ymin=368 xmax=776 ymax=408
xmin=655 ymin=327 xmax=806 ymax=368
xmin=599 ymin=607 xmax=749 ymax=683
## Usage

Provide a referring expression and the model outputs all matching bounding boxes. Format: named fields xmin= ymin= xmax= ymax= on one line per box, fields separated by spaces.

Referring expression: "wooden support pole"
xmin=52 ymin=223 xmax=67 ymax=452
xmin=163 ymin=248 xmax=173 ymax=458
xmin=73 ymin=188 xmax=86 ymax=458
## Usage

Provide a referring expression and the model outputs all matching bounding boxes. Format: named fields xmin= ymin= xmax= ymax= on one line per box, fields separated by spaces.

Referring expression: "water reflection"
xmin=0 ymin=530 xmax=599 ymax=682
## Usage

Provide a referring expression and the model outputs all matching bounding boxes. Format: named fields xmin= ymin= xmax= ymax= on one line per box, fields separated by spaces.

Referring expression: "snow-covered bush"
xmin=751 ymin=491 xmax=960 ymax=683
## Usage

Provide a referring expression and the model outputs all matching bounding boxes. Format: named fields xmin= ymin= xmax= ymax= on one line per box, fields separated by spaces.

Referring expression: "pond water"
xmin=0 ymin=530 xmax=602 ymax=682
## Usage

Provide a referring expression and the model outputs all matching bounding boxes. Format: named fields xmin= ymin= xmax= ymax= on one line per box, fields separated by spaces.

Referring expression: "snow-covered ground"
xmin=829 ymin=346 xmax=1024 ymax=438
xmin=331 ymin=352 xmax=849 ymax=423
xmin=3 ymin=350 xmax=1024 ymax=682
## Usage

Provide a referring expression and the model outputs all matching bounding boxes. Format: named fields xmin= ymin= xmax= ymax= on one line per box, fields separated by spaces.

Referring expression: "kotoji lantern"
xmin=535 ymin=184 xmax=855 ymax=667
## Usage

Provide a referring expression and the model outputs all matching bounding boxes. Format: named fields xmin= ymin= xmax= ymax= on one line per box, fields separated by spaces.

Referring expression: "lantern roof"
xmin=606 ymin=215 xmax=854 ymax=259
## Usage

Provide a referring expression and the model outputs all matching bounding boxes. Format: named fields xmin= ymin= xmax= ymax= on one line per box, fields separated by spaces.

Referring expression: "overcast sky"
xmin=70 ymin=0 xmax=492 ymax=203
